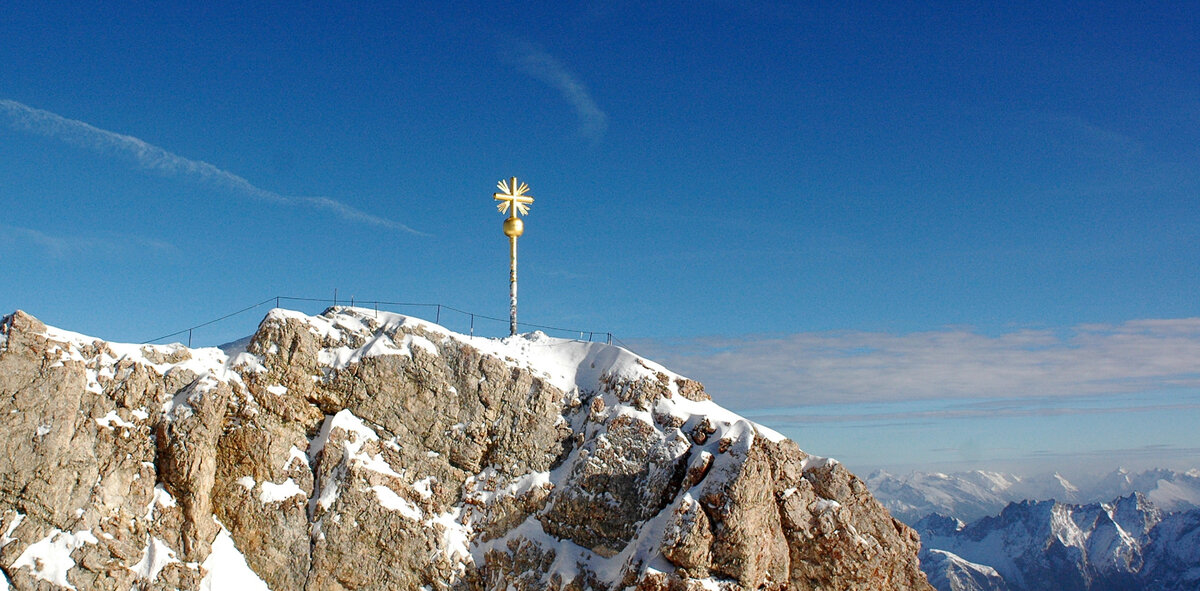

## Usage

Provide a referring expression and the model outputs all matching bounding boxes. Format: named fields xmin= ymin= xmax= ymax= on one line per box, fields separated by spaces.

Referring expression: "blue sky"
xmin=2 ymin=2 xmax=1197 ymax=477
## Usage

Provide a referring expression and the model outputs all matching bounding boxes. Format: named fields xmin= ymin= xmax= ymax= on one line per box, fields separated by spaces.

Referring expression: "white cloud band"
xmin=638 ymin=318 xmax=1200 ymax=408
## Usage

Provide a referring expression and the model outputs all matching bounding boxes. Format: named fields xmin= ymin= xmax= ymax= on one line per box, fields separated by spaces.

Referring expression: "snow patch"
xmin=228 ymin=351 xmax=267 ymax=373
xmin=358 ymin=452 xmax=402 ymax=478
xmin=199 ymin=519 xmax=270 ymax=591
xmin=407 ymin=334 xmax=439 ymax=356
xmin=754 ymin=422 xmax=788 ymax=443
xmin=145 ymin=484 xmax=178 ymax=520
xmin=12 ymin=529 xmax=99 ymax=590
xmin=153 ymin=485 xmax=177 ymax=508
xmin=413 ymin=476 xmax=435 ymax=499
xmin=801 ymin=455 xmax=839 ymax=472
xmin=287 ymin=445 xmax=309 ymax=468
xmin=128 ymin=536 xmax=179 ymax=582
xmin=425 ymin=507 xmax=471 ymax=563
xmin=95 ymin=410 xmax=135 ymax=430
xmin=1 ymin=513 xmax=25 ymax=547
xmin=370 ymin=486 xmax=422 ymax=520
xmin=260 ymin=478 xmax=306 ymax=503
xmin=308 ymin=415 xmax=336 ymax=461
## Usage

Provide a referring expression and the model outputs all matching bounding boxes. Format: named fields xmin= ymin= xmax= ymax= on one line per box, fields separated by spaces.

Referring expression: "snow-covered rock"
xmin=0 ymin=308 xmax=931 ymax=590
xmin=919 ymin=548 xmax=1008 ymax=591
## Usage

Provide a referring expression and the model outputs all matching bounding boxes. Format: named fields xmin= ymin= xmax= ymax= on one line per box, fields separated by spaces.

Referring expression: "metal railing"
xmin=142 ymin=295 xmax=616 ymax=347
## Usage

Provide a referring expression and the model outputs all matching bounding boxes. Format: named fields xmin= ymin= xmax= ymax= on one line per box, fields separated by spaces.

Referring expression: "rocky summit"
xmin=0 ymin=307 xmax=931 ymax=590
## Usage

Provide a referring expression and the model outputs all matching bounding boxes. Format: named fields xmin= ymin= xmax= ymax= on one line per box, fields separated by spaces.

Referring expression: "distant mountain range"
xmin=868 ymin=467 xmax=1200 ymax=524
xmin=867 ymin=468 xmax=1200 ymax=591
xmin=915 ymin=494 xmax=1200 ymax=591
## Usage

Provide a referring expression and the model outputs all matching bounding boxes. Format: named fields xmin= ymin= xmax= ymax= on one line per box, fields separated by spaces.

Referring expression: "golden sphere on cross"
xmin=503 ymin=216 xmax=524 ymax=237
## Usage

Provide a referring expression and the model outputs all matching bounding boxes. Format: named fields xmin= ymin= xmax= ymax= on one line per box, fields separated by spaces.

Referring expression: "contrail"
xmin=0 ymin=99 xmax=424 ymax=235
xmin=507 ymin=43 xmax=608 ymax=141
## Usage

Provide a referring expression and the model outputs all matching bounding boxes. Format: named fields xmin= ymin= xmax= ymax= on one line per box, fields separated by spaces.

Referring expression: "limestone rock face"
xmin=0 ymin=308 xmax=931 ymax=590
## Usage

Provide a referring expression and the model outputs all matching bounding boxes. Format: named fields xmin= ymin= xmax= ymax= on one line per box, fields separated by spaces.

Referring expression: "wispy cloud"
xmin=0 ymin=223 xmax=177 ymax=259
xmin=1022 ymin=444 xmax=1200 ymax=468
xmin=1017 ymin=111 xmax=1200 ymax=199
xmin=1033 ymin=112 xmax=1146 ymax=160
xmin=0 ymin=99 xmax=424 ymax=235
xmin=739 ymin=393 xmax=1200 ymax=425
xmin=0 ymin=225 xmax=72 ymax=257
xmin=637 ymin=318 xmax=1200 ymax=408
xmin=507 ymin=42 xmax=608 ymax=141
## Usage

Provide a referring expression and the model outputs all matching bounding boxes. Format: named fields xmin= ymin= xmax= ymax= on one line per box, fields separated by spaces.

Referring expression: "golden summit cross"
xmin=493 ymin=177 xmax=533 ymax=217
xmin=493 ymin=177 xmax=534 ymax=336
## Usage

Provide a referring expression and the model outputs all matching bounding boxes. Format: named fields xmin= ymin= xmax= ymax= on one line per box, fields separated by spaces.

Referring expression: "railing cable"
xmin=142 ymin=295 xmax=622 ymax=347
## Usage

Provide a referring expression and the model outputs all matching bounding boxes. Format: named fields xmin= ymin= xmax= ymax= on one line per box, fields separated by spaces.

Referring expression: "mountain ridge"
xmin=868 ymin=468 xmax=1200 ymax=525
xmin=0 ymin=307 xmax=931 ymax=590
xmin=915 ymin=493 xmax=1200 ymax=591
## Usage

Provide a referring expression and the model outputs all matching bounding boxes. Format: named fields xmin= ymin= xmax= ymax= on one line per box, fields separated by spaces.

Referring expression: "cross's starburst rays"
xmin=493 ymin=177 xmax=534 ymax=217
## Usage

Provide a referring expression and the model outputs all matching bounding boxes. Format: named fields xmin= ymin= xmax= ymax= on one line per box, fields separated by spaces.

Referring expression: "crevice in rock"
xmin=545 ymin=428 xmax=577 ymax=473
xmin=658 ymin=445 xmax=693 ymax=513
xmin=698 ymin=496 xmax=723 ymax=577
